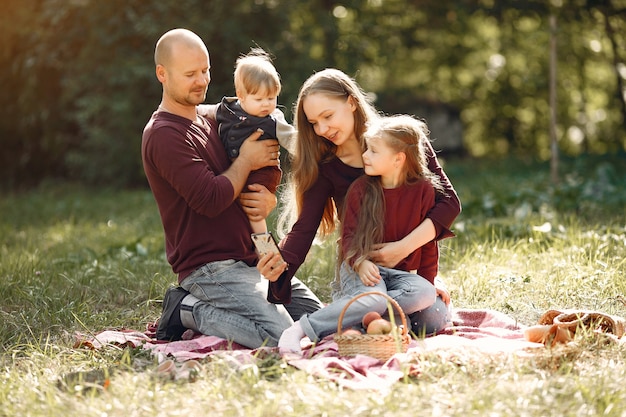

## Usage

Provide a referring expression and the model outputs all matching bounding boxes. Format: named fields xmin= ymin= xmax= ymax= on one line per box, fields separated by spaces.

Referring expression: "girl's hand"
xmin=356 ymin=260 xmax=381 ymax=286
xmin=239 ymin=184 xmax=277 ymax=222
xmin=368 ymin=241 xmax=409 ymax=269
xmin=256 ymin=252 xmax=287 ymax=282
xmin=435 ymin=282 xmax=451 ymax=305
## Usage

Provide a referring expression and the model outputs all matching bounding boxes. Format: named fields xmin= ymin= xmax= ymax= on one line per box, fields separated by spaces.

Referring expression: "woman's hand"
xmin=369 ymin=219 xmax=436 ymax=268
xmin=239 ymin=184 xmax=277 ymax=222
xmin=368 ymin=241 xmax=409 ymax=269
xmin=356 ymin=260 xmax=381 ymax=286
xmin=256 ymin=252 xmax=287 ymax=282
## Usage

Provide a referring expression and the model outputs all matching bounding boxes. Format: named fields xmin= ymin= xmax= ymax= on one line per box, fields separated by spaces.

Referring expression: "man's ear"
xmin=156 ymin=64 xmax=166 ymax=83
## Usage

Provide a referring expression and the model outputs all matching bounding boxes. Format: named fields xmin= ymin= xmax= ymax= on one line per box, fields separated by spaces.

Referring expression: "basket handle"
xmin=336 ymin=291 xmax=408 ymax=336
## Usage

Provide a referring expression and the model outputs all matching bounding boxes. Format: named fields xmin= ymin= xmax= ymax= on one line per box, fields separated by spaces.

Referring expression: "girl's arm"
xmin=370 ymin=143 xmax=460 ymax=268
xmin=341 ymin=180 xmax=382 ymax=285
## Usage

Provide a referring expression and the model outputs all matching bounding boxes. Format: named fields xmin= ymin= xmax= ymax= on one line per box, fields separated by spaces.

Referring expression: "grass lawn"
xmin=1 ymin=155 xmax=625 ymax=416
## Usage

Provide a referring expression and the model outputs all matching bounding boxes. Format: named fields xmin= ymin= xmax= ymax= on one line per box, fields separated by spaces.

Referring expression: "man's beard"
xmin=187 ymin=88 xmax=207 ymax=105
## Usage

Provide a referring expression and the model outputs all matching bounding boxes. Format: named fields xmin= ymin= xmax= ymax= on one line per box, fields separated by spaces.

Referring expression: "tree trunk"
xmin=600 ymin=3 xmax=626 ymax=128
xmin=549 ymin=14 xmax=559 ymax=184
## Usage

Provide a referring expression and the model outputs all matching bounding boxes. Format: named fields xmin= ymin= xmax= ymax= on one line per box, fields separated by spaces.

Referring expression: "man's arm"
xmin=221 ymin=130 xmax=280 ymax=201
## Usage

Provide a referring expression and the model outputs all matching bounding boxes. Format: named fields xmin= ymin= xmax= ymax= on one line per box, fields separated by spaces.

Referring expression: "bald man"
xmin=142 ymin=29 xmax=322 ymax=348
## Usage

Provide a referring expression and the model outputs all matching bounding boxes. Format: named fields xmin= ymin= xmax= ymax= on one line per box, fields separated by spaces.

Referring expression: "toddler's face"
xmin=239 ymin=90 xmax=277 ymax=118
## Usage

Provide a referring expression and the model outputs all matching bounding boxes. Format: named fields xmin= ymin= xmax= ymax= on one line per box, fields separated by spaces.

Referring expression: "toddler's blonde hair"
xmin=234 ymin=48 xmax=281 ymax=96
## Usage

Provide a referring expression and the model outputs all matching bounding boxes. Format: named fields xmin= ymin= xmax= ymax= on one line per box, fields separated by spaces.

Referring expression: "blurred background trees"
xmin=1 ymin=0 xmax=624 ymax=190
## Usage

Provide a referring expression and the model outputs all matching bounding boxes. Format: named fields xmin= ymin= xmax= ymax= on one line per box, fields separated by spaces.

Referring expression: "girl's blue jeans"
xmin=299 ymin=262 xmax=440 ymax=342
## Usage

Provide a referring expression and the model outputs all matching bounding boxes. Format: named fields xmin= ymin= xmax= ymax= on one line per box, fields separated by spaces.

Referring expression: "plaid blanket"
xmin=75 ymin=308 xmax=546 ymax=390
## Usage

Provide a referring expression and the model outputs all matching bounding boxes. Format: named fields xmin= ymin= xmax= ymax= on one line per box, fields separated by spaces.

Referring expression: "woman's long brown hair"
xmin=277 ymin=69 xmax=378 ymax=238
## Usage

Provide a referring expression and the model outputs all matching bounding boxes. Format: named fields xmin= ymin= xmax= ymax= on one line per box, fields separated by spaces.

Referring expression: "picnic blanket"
xmin=75 ymin=308 xmax=550 ymax=390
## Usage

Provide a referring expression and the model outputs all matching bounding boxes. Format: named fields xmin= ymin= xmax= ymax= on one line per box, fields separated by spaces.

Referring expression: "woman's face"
xmin=302 ymin=93 xmax=357 ymax=147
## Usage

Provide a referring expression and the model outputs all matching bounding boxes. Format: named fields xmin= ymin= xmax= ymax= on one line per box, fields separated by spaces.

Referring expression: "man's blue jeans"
xmin=181 ymin=259 xmax=294 ymax=349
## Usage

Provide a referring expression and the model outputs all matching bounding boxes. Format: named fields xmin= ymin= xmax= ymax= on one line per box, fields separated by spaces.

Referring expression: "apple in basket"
xmin=341 ymin=328 xmax=362 ymax=336
xmin=366 ymin=318 xmax=393 ymax=335
xmin=362 ymin=311 xmax=382 ymax=328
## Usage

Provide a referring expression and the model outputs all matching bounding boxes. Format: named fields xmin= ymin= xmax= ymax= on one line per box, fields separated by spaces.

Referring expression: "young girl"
xmin=259 ymin=69 xmax=460 ymax=331
xmin=279 ymin=115 xmax=449 ymax=353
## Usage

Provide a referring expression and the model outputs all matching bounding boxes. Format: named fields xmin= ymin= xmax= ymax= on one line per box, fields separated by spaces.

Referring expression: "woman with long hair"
xmin=259 ymin=68 xmax=460 ymax=336
xmin=279 ymin=114 xmax=451 ymax=352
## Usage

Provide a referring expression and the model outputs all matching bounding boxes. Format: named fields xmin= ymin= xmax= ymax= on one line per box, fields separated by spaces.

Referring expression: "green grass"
xmin=1 ymin=155 xmax=626 ymax=416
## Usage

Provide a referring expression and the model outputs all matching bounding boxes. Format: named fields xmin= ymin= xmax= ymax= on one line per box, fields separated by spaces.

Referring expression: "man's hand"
xmin=238 ymin=130 xmax=280 ymax=171
xmin=223 ymin=130 xmax=280 ymax=200
xmin=240 ymin=184 xmax=277 ymax=222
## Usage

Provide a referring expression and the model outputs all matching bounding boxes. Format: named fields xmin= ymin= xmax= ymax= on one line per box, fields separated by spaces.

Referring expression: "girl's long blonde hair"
xmin=277 ymin=69 xmax=378 ymax=237
xmin=342 ymin=115 xmax=445 ymax=268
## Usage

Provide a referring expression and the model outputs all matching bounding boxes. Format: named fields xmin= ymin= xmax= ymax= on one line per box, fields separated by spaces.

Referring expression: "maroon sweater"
xmin=341 ymin=178 xmax=438 ymax=283
xmin=269 ymin=139 xmax=460 ymax=303
xmin=142 ymin=111 xmax=256 ymax=282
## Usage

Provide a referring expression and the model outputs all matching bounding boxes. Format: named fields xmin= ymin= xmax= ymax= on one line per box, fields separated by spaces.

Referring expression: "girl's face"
xmin=302 ymin=93 xmax=357 ymax=147
xmin=362 ymin=135 xmax=401 ymax=178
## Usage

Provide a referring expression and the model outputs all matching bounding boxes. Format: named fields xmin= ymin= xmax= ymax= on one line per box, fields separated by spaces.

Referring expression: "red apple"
xmin=362 ymin=311 xmax=382 ymax=328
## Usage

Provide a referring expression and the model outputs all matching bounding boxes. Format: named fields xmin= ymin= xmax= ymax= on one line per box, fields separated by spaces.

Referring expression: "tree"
xmin=0 ymin=0 xmax=624 ymax=190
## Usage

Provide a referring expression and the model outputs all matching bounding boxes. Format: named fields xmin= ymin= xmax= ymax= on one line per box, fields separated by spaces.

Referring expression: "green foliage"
xmin=0 ymin=0 xmax=315 ymax=189
xmin=446 ymin=153 xmax=626 ymax=220
xmin=1 ymin=0 xmax=625 ymax=191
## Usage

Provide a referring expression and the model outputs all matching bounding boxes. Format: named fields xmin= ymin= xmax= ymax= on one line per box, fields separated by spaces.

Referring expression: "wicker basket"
xmin=334 ymin=291 xmax=410 ymax=361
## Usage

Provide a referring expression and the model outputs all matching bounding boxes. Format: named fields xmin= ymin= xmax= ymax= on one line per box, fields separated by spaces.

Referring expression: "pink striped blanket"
xmin=76 ymin=308 xmax=544 ymax=390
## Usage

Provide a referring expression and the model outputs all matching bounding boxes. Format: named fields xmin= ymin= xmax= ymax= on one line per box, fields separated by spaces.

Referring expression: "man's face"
xmin=163 ymin=44 xmax=210 ymax=107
